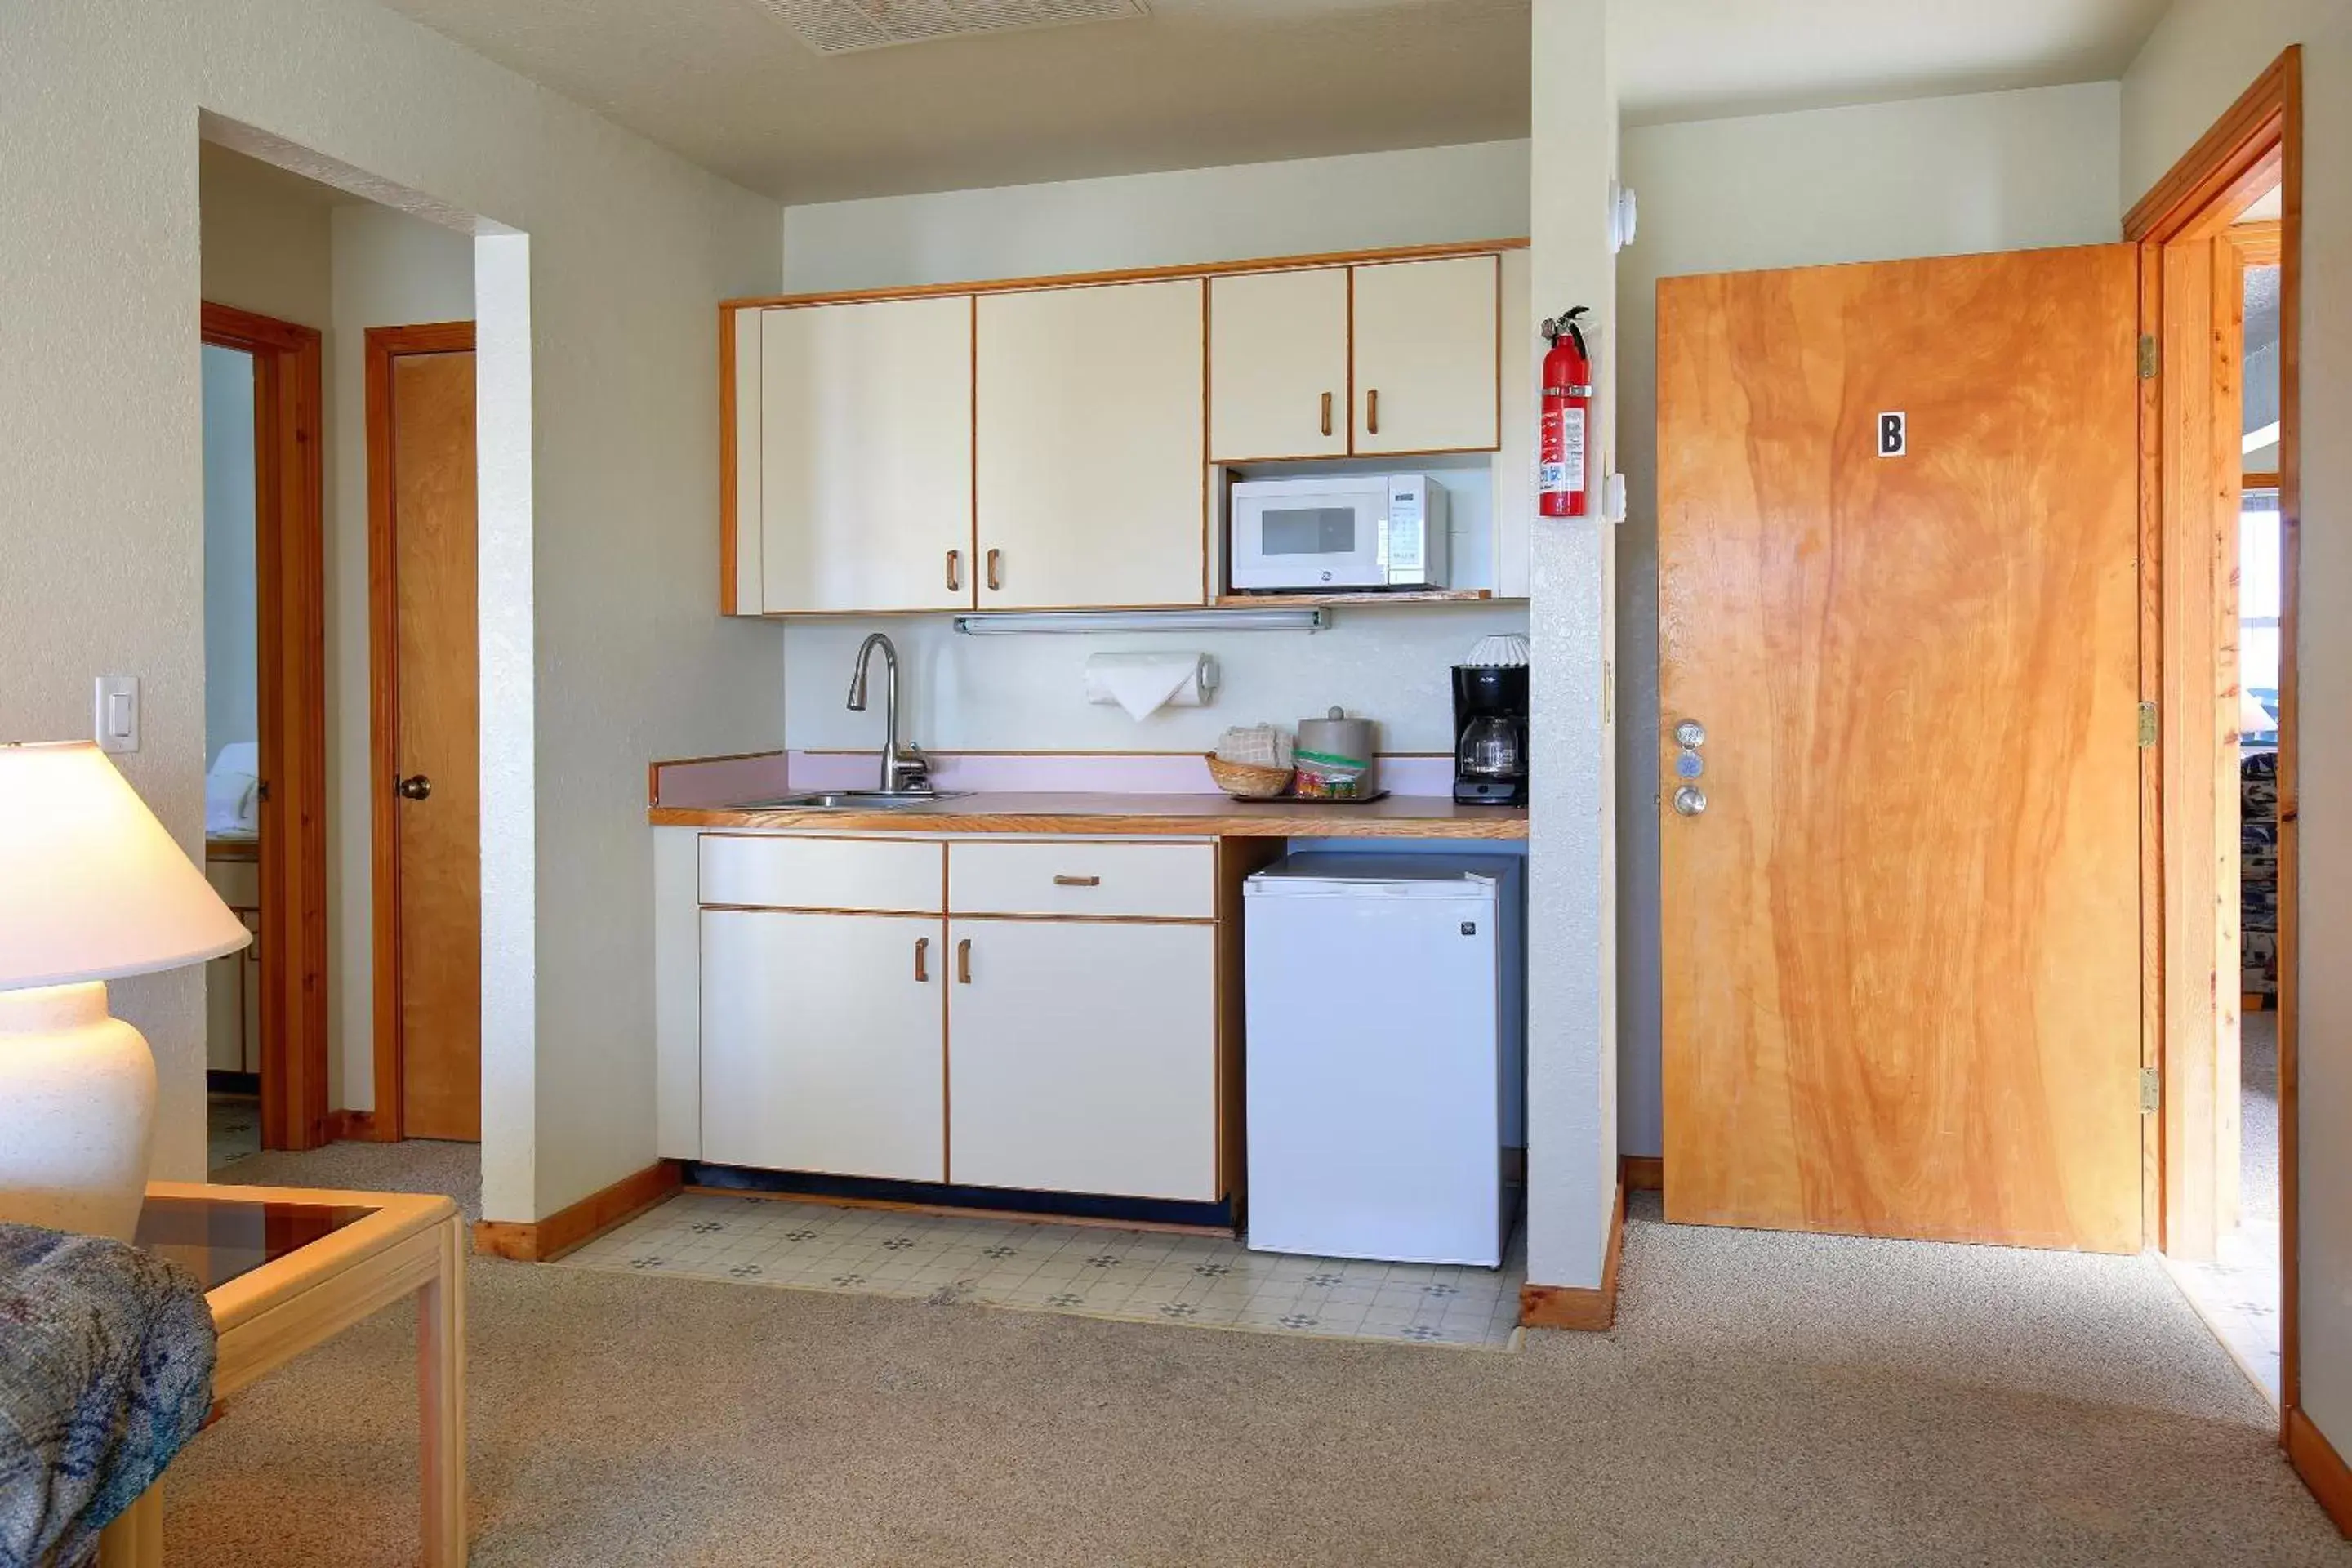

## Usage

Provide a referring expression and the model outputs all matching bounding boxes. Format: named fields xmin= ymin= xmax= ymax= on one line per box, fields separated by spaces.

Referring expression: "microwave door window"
xmin=1261 ymin=507 xmax=1361 ymax=556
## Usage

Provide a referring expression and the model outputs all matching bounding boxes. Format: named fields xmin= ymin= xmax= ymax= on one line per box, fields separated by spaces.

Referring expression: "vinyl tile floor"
xmin=207 ymin=1092 xmax=261 ymax=1171
xmin=558 ymin=1194 xmax=1526 ymax=1351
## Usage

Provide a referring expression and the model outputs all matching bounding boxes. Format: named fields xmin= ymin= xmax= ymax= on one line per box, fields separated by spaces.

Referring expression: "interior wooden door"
xmin=1657 ymin=244 xmax=2143 ymax=1252
xmin=375 ymin=329 xmax=481 ymax=1143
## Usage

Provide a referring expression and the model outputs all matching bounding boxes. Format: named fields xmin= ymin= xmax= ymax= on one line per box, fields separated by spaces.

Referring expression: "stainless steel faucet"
xmin=845 ymin=632 xmax=931 ymax=794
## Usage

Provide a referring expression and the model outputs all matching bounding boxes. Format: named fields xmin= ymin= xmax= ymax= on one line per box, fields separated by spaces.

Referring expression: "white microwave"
xmin=1228 ymin=474 xmax=1450 ymax=593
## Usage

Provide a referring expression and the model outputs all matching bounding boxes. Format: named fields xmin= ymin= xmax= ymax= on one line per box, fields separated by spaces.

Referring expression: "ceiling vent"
xmin=760 ymin=0 xmax=1148 ymax=56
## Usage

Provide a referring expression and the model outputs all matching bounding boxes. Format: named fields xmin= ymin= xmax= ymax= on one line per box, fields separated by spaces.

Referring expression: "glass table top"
xmin=134 ymin=1193 xmax=377 ymax=1292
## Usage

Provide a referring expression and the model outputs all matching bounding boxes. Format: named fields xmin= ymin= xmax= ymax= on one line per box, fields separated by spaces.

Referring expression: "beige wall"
xmin=3 ymin=0 xmax=782 ymax=1216
xmin=1609 ymin=81 xmax=2124 ymax=1156
xmin=2124 ymin=0 xmax=2352 ymax=1454
xmin=198 ymin=143 xmax=333 ymax=330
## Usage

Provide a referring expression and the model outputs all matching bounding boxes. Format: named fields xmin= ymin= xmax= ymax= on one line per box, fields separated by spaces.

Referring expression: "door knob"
xmin=396 ymin=774 xmax=433 ymax=800
xmin=1672 ymin=786 xmax=1707 ymax=817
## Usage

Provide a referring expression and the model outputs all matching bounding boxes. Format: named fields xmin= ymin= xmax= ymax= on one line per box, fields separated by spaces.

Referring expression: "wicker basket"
xmin=1205 ymin=752 xmax=1294 ymax=800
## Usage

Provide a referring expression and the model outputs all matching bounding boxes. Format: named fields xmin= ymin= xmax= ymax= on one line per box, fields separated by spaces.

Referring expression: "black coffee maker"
xmin=1453 ymin=652 xmax=1529 ymax=806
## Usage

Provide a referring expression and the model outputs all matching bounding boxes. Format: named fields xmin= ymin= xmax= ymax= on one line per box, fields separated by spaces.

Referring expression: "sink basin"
xmin=730 ymin=790 xmax=967 ymax=811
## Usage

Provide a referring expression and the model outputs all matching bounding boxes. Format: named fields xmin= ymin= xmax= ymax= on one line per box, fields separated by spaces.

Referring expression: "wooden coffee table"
xmin=96 ymin=1180 xmax=466 ymax=1566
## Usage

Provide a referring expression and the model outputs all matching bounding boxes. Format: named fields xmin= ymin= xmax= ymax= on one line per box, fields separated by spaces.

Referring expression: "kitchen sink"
xmin=730 ymin=790 xmax=968 ymax=810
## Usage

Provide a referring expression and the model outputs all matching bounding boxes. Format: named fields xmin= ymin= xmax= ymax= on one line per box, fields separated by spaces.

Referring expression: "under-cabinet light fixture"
xmin=952 ymin=608 xmax=1329 ymax=635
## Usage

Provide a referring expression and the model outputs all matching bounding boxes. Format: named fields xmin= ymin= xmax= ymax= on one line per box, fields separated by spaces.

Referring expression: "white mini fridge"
xmin=1243 ymin=853 xmax=1523 ymax=1267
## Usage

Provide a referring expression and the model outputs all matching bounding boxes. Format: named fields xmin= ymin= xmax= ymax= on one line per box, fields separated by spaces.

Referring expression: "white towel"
xmin=1083 ymin=653 xmax=1217 ymax=722
xmin=206 ymin=742 xmax=262 ymax=835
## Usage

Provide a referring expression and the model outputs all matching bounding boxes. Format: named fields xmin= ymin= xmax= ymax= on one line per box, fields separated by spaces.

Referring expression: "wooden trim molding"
xmin=202 ymin=302 xmax=331 ymax=1153
xmin=366 ymin=323 xmax=478 ymax=1143
xmin=2124 ymin=48 xmax=2296 ymax=243
xmin=473 ymin=1160 xmax=682 ymax=1263
xmin=324 ymin=1108 xmax=389 ymax=1144
xmin=1622 ymin=1155 xmax=1664 ymax=1192
xmin=1519 ymin=1183 xmax=1625 ymax=1332
xmin=2127 ymin=43 xmax=2304 ymax=1429
xmin=2287 ymin=1409 xmax=2352 ymax=1535
xmin=724 ymin=236 xmax=1530 ymax=312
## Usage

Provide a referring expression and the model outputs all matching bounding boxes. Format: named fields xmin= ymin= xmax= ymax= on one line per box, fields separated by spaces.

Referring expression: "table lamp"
xmin=0 ymin=741 xmax=252 ymax=1240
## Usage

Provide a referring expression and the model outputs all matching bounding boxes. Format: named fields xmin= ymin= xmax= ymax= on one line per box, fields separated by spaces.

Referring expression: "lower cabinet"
xmin=946 ymin=919 xmax=1218 ymax=1203
xmin=700 ymin=909 xmax=946 ymax=1183
xmin=675 ymin=834 xmax=1228 ymax=1207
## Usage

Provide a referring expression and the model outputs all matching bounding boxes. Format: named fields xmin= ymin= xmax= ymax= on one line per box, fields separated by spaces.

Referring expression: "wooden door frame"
xmin=365 ymin=321 xmax=478 ymax=1142
xmin=2124 ymin=44 xmax=2303 ymax=1434
xmin=200 ymin=303 xmax=331 ymax=1152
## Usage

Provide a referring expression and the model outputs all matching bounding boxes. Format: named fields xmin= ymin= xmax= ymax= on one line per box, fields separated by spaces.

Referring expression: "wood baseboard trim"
xmin=1622 ymin=1154 xmax=1664 ymax=1192
xmin=1519 ymin=1182 xmax=1626 ymax=1332
xmin=474 ymin=1160 xmax=682 ymax=1263
xmin=323 ymin=1109 xmax=389 ymax=1143
xmin=2287 ymin=1407 xmax=2352 ymax=1535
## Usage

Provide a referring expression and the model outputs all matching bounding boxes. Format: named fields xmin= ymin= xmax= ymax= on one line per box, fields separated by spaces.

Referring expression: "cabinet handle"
xmin=1320 ymin=391 xmax=1333 ymax=437
xmin=914 ymin=935 xmax=929 ymax=982
xmin=1052 ymin=874 xmax=1101 ymax=888
xmin=1365 ymin=388 xmax=1379 ymax=435
xmin=985 ymin=548 xmax=1003 ymax=592
xmin=946 ymin=550 xmax=962 ymax=592
xmin=956 ymin=938 xmax=972 ymax=984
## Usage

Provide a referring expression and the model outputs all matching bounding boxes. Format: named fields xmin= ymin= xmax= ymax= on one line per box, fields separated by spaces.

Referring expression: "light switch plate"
xmin=94 ymin=675 xmax=140 ymax=754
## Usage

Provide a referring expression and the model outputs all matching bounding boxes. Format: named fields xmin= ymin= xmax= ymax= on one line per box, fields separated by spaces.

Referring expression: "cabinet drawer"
xmin=948 ymin=840 xmax=1214 ymax=920
xmin=700 ymin=834 xmax=942 ymax=912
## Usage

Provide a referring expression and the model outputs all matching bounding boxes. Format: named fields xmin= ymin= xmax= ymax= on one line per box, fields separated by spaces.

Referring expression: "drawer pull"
xmin=985 ymin=548 xmax=1003 ymax=592
xmin=1320 ymin=391 xmax=1333 ymax=438
xmin=946 ymin=550 xmax=962 ymax=592
xmin=914 ymin=935 xmax=929 ymax=982
xmin=1365 ymin=388 xmax=1380 ymax=435
xmin=1052 ymin=874 xmax=1102 ymax=888
xmin=956 ymin=938 xmax=973 ymax=984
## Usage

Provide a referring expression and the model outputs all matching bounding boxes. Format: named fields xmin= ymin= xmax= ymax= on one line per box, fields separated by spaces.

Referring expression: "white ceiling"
xmin=369 ymin=0 xmax=2172 ymax=204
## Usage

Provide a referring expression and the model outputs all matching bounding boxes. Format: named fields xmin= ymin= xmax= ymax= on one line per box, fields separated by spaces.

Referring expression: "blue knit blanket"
xmin=0 ymin=1223 xmax=216 ymax=1568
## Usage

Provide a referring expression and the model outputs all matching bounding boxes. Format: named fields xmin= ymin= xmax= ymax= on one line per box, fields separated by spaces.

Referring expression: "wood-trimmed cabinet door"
xmin=975 ymin=278 xmax=1207 ymax=608
xmin=946 ymin=920 xmax=1218 ymax=1201
xmin=700 ymin=910 xmax=946 ymax=1182
xmin=1349 ymin=254 xmax=1500 ymax=455
xmin=760 ymin=296 xmax=975 ymax=613
xmin=1209 ymin=266 xmax=1349 ymax=462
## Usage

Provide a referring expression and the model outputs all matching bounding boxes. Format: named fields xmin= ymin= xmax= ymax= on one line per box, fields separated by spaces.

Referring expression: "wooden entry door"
xmin=369 ymin=324 xmax=480 ymax=1143
xmin=1656 ymin=245 xmax=2144 ymax=1253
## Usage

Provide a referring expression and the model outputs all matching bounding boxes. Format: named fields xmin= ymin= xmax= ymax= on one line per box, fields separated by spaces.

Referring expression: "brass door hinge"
xmin=2141 ymin=1067 xmax=2162 ymax=1115
xmin=2138 ymin=702 xmax=2158 ymax=748
xmin=2139 ymin=336 xmax=2159 ymax=380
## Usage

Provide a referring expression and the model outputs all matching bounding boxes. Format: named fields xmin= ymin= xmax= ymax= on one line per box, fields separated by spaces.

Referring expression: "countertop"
xmin=648 ymin=791 xmax=1527 ymax=840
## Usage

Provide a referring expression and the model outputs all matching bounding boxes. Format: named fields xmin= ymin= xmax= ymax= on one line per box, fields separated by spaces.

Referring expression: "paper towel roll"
xmin=1084 ymin=653 xmax=1218 ymax=721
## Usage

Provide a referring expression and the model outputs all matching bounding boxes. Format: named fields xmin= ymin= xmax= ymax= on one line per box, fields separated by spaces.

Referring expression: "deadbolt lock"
xmin=1673 ymin=719 xmax=1708 ymax=749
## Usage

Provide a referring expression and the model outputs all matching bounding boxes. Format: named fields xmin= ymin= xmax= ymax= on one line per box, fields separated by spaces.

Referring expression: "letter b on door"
xmin=1878 ymin=411 xmax=1906 ymax=457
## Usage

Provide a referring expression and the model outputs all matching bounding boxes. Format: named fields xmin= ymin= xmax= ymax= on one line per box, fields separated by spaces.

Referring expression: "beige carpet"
xmin=179 ymin=1149 xmax=2350 ymax=1566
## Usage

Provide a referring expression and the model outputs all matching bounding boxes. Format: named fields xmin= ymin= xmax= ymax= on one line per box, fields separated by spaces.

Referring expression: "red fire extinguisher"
xmin=1539 ymin=306 xmax=1592 ymax=518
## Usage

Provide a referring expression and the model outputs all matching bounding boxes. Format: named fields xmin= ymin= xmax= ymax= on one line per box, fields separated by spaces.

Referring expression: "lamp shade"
xmin=0 ymin=741 xmax=252 ymax=991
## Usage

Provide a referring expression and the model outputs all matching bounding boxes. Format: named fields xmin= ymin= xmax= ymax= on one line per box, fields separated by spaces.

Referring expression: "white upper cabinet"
xmin=975 ymin=279 xmax=1207 ymax=609
xmin=1349 ymin=254 xmax=1500 ymax=455
xmin=759 ymin=295 xmax=974 ymax=614
xmin=1209 ymin=267 xmax=1350 ymax=463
